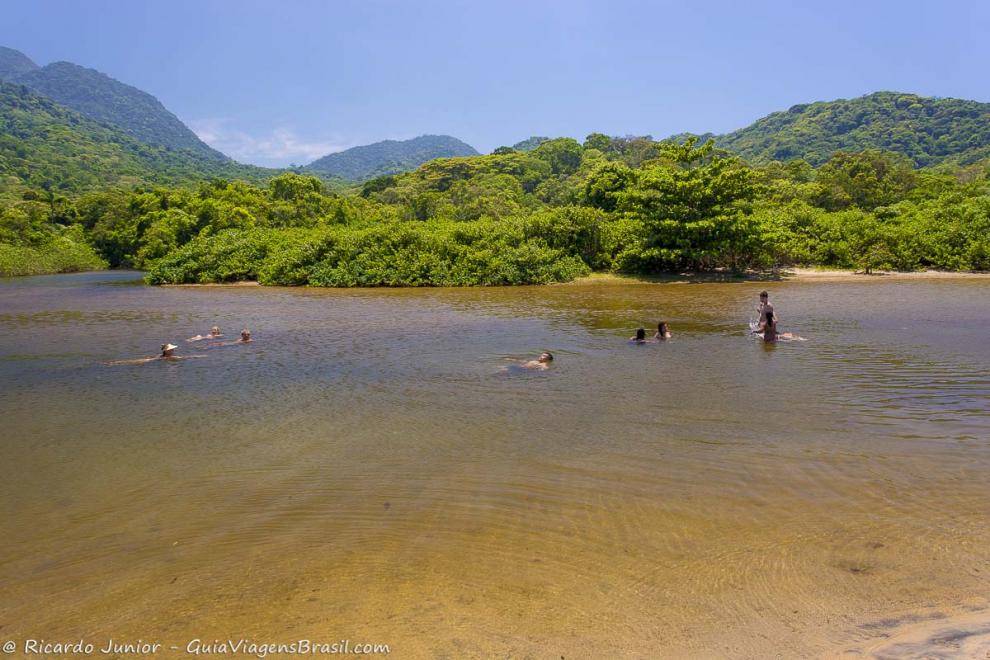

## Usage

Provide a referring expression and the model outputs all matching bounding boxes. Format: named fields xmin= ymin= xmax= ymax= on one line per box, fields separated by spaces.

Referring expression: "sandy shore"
xmin=837 ymin=603 xmax=990 ymax=659
xmin=568 ymin=268 xmax=990 ymax=285
xmin=161 ymin=280 xmax=262 ymax=287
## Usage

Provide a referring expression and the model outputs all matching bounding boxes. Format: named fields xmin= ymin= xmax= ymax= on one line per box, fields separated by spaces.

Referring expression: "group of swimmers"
xmin=628 ymin=292 xmax=801 ymax=346
xmin=630 ymin=322 xmax=672 ymax=343
xmin=109 ymin=326 xmax=252 ymax=365
xmin=115 ymin=292 xmax=800 ymax=368
xmin=512 ymin=291 xmax=801 ymax=370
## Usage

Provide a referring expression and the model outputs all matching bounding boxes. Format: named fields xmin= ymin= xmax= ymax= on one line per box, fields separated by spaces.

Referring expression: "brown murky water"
xmin=1 ymin=272 xmax=988 ymax=659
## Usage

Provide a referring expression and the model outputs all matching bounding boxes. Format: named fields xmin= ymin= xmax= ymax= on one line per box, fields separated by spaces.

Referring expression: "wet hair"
xmin=760 ymin=290 xmax=769 ymax=298
xmin=542 ymin=352 xmax=553 ymax=361
xmin=211 ymin=326 xmax=221 ymax=334
xmin=764 ymin=309 xmax=774 ymax=323
xmin=658 ymin=322 xmax=669 ymax=336
xmin=161 ymin=344 xmax=168 ymax=351
xmin=635 ymin=327 xmax=646 ymax=340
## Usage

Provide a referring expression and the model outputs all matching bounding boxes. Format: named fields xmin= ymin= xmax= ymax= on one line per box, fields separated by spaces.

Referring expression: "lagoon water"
xmin=1 ymin=271 xmax=989 ymax=658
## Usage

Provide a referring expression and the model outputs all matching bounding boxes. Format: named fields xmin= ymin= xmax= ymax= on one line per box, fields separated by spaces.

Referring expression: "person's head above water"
xmin=760 ymin=291 xmax=769 ymax=301
xmin=240 ymin=329 xmax=251 ymax=341
xmin=539 ymin=352 xmax=553 ymax=363
xmin=161 ymin=343 xmax=177 ymax=357
xmin=635 ymin=328 xmax=646 ymax=341
xmin=210 ymin=326 xmax=221 ymax=336
xmin=658 ymin=321 xmax=669 ymax=335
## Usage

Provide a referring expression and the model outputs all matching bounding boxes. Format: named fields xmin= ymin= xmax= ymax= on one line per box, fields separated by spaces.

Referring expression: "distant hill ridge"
xmin=0 ymin=46 xmax=39 ymax=81
xmin=305 ymin=135 xmax=479 ymax=180
xmin=511 ymin=136 xmax=550 ymax=152
xmin=3 ymin=44 xmax=990 ymax=189
xmin=676 ymin=91 xmax=990 ymax=166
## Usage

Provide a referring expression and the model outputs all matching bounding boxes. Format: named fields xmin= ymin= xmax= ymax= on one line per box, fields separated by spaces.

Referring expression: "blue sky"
xmin=2 ymin=0 xmax=987 ymax=167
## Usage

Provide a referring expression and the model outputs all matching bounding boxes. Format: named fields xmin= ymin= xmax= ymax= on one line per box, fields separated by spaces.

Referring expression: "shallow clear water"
xmin=1 ymin=271 xmax=988 ymax=657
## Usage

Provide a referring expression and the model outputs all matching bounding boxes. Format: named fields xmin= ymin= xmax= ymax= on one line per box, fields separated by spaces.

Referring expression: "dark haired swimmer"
xmin=761 ymin=313 xmax=778 ymax=342
xmin=630 ymin=328 xmax=647 ymax=343
xmin=758 ymin=311 xmax=803 ymax=342
xmin=521 ymin=352 xmax=553 ymax=370
xmin=655 ymin=322 xmax=671 ymax=340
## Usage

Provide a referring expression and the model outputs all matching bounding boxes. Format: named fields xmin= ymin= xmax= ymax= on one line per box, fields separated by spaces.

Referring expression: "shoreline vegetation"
xmin=5 ymin=133 xmax=990 ymax=285
xmin=0 ymin=230 xmax=106 ymax=277
xmin=155 ymin=268 xmax=990 ymax=288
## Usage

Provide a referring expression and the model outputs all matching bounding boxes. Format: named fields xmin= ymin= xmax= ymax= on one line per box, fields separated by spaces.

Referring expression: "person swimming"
xmin=210 ymin=328 xmax=253 ymax=348
xmin=630 ymin=328 xmax=647 ymax=343
xmin=188 ymin=326 xmax=223 ymax=342
xmin=108 ymin=343 xmax=204 ymax=365
xmin=655 ymin=322 xmax=671 ymax=340
xmin=520 ymin=352 xmax=553 ymax=370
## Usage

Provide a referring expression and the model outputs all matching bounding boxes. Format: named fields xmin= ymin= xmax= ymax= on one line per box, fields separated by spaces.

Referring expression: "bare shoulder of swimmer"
xmin=107 ymin=356 xmax=158 ymax=365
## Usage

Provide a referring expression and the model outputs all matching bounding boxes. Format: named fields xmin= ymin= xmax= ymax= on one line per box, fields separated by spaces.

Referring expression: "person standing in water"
xmin=630 ymin=328 xmax=647 ymax=343
xmin=757 ymin=291 xmax=775 ymax=323
xmin=751 ymin=291 xmax=776 ymax=335
xmin=655 ymin=322 xmax=671 ymax=340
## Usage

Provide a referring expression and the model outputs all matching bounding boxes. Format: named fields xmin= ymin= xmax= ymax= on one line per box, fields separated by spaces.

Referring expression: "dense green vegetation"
xmin=306 ymin=135 xmax=479 ymax=180
xmin=695 ymin=92 xmax=990 ymax=167
xmin=4 ymin=130 xmax=988 ymax=284
xmin=0 ymin=232 xmax=106 ymax=277
xmin=2 ymin=74 xmax=990 ymax=285
xmin=0 ymin=200 xmax=106 ymax=276
xmin=3 ymin=48 xmax=226 ymax=160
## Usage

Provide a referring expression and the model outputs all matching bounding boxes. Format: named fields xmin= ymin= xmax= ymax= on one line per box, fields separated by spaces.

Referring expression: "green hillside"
xmin=305 ymin=134 xmax=478 ymax=180
xmin=0 ymin=82 xmax=274 ymax=194
xmin=707 ymin=92 xmax=990 ymax=166
xmin=14 ymin=59 xmax=228 ymax=161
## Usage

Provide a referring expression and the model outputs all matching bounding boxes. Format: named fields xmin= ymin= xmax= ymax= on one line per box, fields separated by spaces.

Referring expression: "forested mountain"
xmin=700 ymin=92 xmax=990 ymax=166
xmin=511 ymin=136 xmax=550 ymax=152
xmin=305 ymin=135 xmax=478 ymax=180
xmin=0 ymin=82 xmax=273 ymax=194
xmin=12 ymin=58 xmax=227 ymax=161
xmin=0 ymin=46 xmax=39 ymax=81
